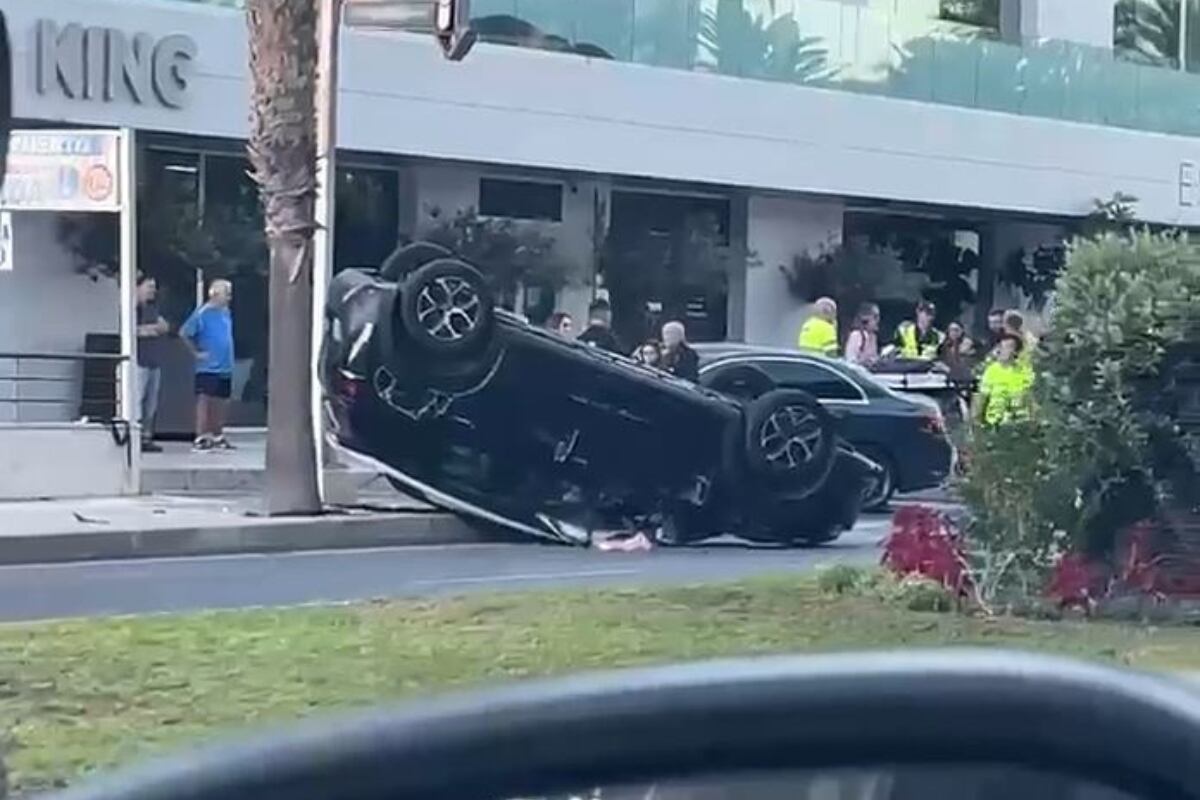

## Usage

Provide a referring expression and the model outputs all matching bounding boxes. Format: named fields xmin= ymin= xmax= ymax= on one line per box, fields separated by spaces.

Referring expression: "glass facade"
xmin=158 ymin=0 xmax=1200 ymax=136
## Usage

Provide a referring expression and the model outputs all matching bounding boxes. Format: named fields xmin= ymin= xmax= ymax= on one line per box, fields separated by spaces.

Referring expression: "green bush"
xmin=1037 ymin=231 xmax=1200 ymax=554
xmin=960 ymin=230 xmax=1200 ymax=573
xmin=815 ymin=563 xmax=870 ymax=596
xmin=958 ymin=420 xmax=1079 ymax=599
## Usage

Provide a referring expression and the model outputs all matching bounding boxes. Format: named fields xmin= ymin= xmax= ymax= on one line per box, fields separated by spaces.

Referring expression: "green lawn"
xmin=3 ymin=575 xmax=1200 ymax=795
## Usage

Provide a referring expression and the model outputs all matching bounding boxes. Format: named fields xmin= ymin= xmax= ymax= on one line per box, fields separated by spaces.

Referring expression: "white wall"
xmin=1023 ymin=0 xmax=1115 ymax=49
xmin=0 ymin=213 xmax=119 ymax=422
xmin=744 ymin=195 xmax=845 ymax=348
xmin=7 ymin=0 xmax=1200 ymax=227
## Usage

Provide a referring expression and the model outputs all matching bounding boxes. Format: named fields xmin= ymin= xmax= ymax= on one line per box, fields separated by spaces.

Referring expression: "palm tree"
xmin=246 ymin=0 xmax=321 ymax=515
xmin=699 ymin=0 xmax=831 ymax=84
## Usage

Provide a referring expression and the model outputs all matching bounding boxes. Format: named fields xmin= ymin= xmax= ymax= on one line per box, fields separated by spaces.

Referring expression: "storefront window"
xmin=1115 ymin=0 xmax=1183 ymax=69
xmin=939 ymin=0 xmax=1001 ymax=31
xmin=335 ymin=166 xmax=400 ymax=271
xmin=201 ymin=154 xmax=268 ymax=420
xmin=140 ymin=149 xmax=203 ymax=326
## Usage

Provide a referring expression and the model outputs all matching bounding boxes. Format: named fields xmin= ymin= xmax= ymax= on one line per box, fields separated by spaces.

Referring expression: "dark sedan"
xmin=695 ymin=344 xmax=954 ymax=509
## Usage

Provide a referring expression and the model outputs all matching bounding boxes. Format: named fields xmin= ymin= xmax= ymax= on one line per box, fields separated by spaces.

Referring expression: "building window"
xmin=1115 ymin=0 xmax=1200 ymax=72
xmin=335 ymin=166 xmax=400 ymax=271
xmin=939 ymin=0 xmax=1001 ymax=31
xmin=478 ymin=178 xmax=563 ymax=222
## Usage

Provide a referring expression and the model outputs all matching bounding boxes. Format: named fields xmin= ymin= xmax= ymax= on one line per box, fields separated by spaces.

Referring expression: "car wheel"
xmin=858 ymin=446 xmax=896 ymax=512
xmin=399 ymin=259 xmax=495 ymax=357
xmin=743 ymin=389 xmax=835 ymax=497
xmin=379 ymin=240 xmax=453 ymax=283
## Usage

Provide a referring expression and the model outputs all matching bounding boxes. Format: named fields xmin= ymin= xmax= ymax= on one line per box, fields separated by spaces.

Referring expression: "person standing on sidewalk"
xmin=661 ymin=320 xmax=699 ymax=382
xmin=578 ymin=298 xmax=623 ymax=354
xmin=180 ymin=279 xmax=236 ymax=452
xmin=135 ymin=274 xmax=169 ymax=453
xmin=797 ymin=297 xmax=839 ymax=357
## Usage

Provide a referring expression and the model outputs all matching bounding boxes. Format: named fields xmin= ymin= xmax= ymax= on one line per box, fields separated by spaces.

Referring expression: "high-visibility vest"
xmin=798 ymin=317 xmax=838 ymax=356
xmin=897 ymin=321 xmax=943 ymax=360
xmin=979 ymin=361 xmax=1034 ymax=426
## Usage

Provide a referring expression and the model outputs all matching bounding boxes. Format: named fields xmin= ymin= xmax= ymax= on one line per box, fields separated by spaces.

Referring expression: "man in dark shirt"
xmin=135 ymin=274 xmax=169 ymax=452
xmin=661 ymin=320 xmax=699 ymax=382
xmin=577 ymin=298 xmax=623 ymax=354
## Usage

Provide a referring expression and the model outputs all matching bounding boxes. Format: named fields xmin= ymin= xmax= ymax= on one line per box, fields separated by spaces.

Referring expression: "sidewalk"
xmin=0 ymin=493 xmax=484 ymax=566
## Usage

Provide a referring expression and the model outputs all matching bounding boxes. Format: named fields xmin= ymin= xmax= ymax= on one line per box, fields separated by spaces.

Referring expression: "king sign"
xmin=34 ymin=19 xmax=196 ymax=109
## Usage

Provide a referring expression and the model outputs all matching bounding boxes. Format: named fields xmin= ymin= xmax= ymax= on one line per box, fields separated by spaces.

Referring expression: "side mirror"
xmin=0 ymin=10 xmax=10 ymax=186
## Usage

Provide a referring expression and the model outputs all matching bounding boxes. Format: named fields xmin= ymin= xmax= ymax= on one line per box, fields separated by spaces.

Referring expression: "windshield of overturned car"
xmin=2 ymin=0 xmax=1199 ymax=797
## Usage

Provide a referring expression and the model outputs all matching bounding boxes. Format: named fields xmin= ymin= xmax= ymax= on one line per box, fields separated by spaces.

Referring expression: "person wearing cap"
xmin=894 ymin=300 xmax=944 ymax=360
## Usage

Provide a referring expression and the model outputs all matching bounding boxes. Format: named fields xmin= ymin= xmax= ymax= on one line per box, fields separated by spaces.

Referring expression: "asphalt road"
xmin=0 ymin=516 xmax=891 ymax=622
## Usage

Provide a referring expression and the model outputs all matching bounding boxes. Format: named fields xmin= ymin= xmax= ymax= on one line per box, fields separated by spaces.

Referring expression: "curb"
xmin=0 ymin=512 xmax=486 ymax=566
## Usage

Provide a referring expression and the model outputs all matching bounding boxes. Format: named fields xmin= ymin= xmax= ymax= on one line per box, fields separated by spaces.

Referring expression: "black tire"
xmin=399 ymin=259 xmax=495 ymax=357
xmin=858 ymin=445 xmax=896 ymax=512
xmin=380 ymin=241 xmax=453 ymax=282
xmin=743 ymin=389 xmax=835 ymax=497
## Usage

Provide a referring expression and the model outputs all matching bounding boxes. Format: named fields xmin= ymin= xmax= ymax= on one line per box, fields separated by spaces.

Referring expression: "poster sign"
xmin=0 ymin=130 xmax=122 ymax=212
xmin=0 ymin=212 xmax=12 ymax=271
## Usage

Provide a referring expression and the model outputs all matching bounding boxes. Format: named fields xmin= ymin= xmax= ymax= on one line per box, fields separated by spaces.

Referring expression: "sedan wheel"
xmin=859 ymin=449 xmax=895 ymax=512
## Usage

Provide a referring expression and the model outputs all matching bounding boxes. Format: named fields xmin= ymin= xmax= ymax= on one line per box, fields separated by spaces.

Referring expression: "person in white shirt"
xmin=844 ymin=302 xmax=881 ymax=366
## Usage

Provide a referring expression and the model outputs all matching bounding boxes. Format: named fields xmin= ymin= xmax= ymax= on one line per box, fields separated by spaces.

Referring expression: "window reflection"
xmin=1115 ymin=0 xmax=1183 ymax=68
xmin=335 ymin=166 xmax=400 ymax=271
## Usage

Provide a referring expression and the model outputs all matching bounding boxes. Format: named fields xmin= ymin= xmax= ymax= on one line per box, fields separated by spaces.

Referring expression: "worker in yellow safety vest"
xmin=893 ymin=300 xmax=944 ymax=360
xmin=973 ymin=333 xmax=1034 ymax=426
xmin=797 ymin=297 xmax=839 ymax=357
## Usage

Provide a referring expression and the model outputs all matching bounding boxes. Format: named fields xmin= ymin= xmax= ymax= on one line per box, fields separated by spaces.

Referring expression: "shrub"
xmin=881 ymin=505 xmax=969 ymax=594
xmin=1036 ymin=231 xmax=1200 ymax=555
xmin=815 ymin=563 xmax=869 ymax=596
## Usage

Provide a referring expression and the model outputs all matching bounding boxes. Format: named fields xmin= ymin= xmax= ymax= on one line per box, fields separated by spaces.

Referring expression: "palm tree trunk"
xmin=247 ymin=0 xmax=321 ymax=515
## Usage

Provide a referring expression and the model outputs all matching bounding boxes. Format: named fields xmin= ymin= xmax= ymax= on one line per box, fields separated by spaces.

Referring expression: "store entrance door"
xmin=602 ymin=190 xmax=731 ymax=350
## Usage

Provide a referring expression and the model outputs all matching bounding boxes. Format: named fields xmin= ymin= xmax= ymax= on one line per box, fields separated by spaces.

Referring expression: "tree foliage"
xmin=963 ymin=229 xmax=1200 ymax=571
xmin=424 ymin=207 xmax=568 ymax=304
xmin=1035 ymin=231 xmax=1200 ymax=550
xmin=699 ymin=0 xmax=831 ymax=84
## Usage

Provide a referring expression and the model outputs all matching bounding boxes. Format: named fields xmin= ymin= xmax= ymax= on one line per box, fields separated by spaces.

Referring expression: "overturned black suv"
xmin=320 ymin=242 xmax=880 ymax=546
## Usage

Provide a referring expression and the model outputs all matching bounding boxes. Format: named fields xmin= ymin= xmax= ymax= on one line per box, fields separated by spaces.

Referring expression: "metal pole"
xmin=312 ymin=0 xmax=343 ymax=499
xmin=118 ymin=128 xmax=140 ymax=495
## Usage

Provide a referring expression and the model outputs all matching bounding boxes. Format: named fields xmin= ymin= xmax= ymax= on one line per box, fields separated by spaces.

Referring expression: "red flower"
xmin=882 ymin=506 xmax=969 ymax=594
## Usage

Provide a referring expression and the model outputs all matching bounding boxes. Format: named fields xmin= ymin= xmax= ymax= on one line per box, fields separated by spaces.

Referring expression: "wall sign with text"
xmin=34 ymin=19 xmax=197 ymax=109
xmin=0 ymin=130 xmax=122 ymax=212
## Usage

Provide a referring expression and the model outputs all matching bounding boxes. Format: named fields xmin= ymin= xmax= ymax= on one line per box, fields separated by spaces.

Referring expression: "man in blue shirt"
xmin=180 ymin=279 xmax=236 ymax=451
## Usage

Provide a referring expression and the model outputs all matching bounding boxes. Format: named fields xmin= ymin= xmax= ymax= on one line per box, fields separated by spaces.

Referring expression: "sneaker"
xmin=212 ymin=436 xmax=237 ymax=451
xmin=141 ymin=441 xmax=163 ymax=453
xmin=192 ymin=436 xmax=214 ymax=452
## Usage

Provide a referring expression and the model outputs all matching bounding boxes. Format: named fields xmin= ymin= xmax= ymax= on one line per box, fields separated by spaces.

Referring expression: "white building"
xmin=3 ymin=0 xmax=1199 ymax=436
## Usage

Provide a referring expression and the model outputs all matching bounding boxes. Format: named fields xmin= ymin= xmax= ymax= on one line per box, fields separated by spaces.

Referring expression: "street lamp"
xmin=343 ymin=0 xmax=476 ymax=61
